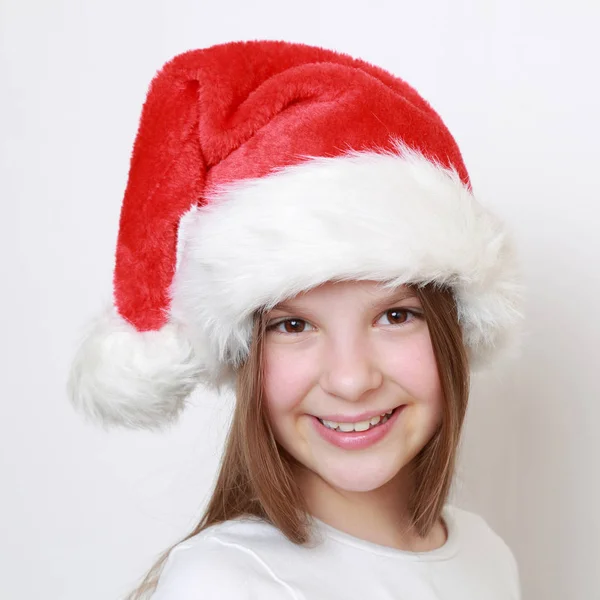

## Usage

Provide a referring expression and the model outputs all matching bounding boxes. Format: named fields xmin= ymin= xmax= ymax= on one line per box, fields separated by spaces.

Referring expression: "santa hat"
xmin=68 ymin=40 xmax=524 ymax=430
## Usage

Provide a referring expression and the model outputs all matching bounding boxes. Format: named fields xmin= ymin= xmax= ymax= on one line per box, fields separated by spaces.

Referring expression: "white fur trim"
xmin=68 ymin=307 xmax=203 ymax=429
xmin=176 ymin=204 xmax=199 ymax=272
xmin=171 ymin=144 xmax=525 ymax=390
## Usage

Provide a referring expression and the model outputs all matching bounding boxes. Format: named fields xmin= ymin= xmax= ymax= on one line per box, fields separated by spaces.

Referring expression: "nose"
xmin=319 ymin=332 xmax=383 ymax=402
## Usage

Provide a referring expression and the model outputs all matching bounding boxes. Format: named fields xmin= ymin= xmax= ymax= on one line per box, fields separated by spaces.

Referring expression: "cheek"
xmin=384 ymin=332 xmax=444 ymax=421
xmin=263 ymin=346 xmax=315 ymax=419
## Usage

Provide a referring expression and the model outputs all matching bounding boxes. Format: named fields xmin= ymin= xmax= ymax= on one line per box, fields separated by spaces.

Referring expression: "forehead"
xmin=268 ymin=281 xmax=418 ymax=312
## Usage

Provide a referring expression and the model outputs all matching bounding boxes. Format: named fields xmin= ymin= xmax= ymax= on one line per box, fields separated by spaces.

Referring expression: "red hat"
xmin=68 ymin=40 xmax=524 ymax=429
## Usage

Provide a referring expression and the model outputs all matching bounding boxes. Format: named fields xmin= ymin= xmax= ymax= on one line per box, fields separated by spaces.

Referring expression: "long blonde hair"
xmin=127 ymin=281 xmax=470 ymax=599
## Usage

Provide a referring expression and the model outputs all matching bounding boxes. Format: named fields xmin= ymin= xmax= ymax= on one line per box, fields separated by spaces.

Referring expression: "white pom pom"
xmin=68 ymin=307 xmax=203 ymax=430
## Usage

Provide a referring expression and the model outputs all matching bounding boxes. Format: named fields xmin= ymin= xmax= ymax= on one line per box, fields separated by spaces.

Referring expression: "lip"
xmin=315 ymin=406 xmax=403 ymax=423
xmin=311 ymin=405 xmax=405 ymax=450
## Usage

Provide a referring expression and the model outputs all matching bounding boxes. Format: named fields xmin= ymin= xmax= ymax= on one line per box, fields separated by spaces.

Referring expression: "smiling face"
xmin=262 ymin=280 xmax=444 ymax=495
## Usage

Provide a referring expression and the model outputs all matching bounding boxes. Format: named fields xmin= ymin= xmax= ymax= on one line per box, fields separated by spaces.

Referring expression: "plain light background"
xmin=1 ymin=1 xmax=598 ymax=599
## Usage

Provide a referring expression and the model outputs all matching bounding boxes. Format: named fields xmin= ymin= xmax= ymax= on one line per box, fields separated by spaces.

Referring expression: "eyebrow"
xmin=270 ymin=287 xmax=419 ymax=314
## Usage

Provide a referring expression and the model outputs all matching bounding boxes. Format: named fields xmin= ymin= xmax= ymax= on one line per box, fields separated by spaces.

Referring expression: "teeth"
xmin=353 ymin=420 xmax=371 ymax=432
xmin=320 ymin=409 xmax=395 ymax=432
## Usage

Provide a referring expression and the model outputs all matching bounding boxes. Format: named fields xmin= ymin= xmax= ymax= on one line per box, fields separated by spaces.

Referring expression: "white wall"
xmin=1 ymin=1 xmax=598 ymax=598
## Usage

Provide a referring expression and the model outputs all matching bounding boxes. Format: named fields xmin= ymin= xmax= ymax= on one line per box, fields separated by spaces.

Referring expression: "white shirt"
xmin=152 ymin=504 xmax=520 ymax=599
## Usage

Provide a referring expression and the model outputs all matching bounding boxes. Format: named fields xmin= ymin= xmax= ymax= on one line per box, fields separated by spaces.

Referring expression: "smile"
xmin=312 ymin=406 xmax=405 ymax=450
xmin=317 ymin=409 xmax=394 ymax=432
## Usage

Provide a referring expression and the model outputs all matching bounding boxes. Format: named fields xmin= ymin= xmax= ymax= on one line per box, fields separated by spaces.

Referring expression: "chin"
xmin=315 ymin=459 xmax=406 ymax=493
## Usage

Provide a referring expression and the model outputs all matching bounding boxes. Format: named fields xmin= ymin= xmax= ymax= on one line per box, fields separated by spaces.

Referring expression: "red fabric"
xmin=114 ymin=40 xmax=470 ymax=331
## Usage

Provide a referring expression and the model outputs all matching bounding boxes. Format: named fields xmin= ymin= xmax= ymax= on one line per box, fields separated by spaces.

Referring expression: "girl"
xmin=69 ymin=40 xmax=524 ymax=599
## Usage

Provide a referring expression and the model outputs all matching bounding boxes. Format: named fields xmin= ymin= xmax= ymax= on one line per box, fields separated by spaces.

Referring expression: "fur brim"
xmin=170 ymin=145 xmax=525 ymax=390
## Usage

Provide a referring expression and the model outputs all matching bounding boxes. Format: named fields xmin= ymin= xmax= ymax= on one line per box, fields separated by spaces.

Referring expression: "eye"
xmin=265 ymin=308 xmax=422 ymax=335
xmin=266 ymin=318 xmax=315 ymax=334
xmin=376 ymin=308 xmax=421 ymax=327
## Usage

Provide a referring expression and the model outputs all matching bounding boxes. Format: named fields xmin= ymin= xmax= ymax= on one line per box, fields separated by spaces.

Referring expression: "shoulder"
xmin=448 ymin=504 xmax=518 ymax=560
xmin=151 ymin=518 xmax=297 ymax=600
xmin=447 ymin=504 xmax=521 ymax=597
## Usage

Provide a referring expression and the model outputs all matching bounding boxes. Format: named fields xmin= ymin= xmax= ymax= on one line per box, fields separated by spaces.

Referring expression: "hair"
xmin=127 ymin=281 xmax=470 ymax=599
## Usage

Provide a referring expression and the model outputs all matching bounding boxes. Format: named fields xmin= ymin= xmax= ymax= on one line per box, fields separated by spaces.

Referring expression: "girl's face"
xmin=262 ymin=280 xmax=444 ymax=493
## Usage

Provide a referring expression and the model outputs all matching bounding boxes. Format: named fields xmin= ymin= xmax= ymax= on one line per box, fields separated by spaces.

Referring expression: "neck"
xmin=295 ymin=463 xmax=446 ymax=552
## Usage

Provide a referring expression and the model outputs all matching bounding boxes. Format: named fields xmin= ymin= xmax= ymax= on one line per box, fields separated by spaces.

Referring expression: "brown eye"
xmin=283 ymin=319 xmax=306 ymax=333
xmin=267 ymin=319 xmax=314 ymax=334
xmin=378 ymin=309 xmax=419 ymax=326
